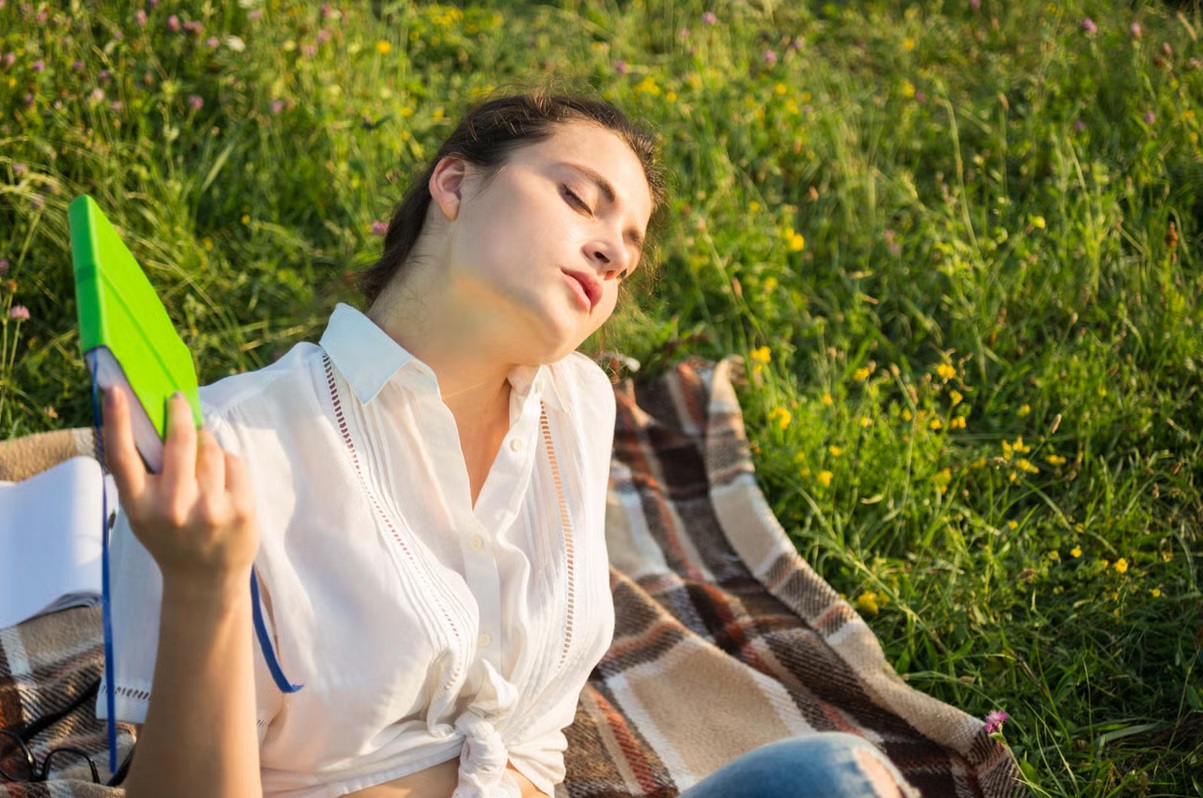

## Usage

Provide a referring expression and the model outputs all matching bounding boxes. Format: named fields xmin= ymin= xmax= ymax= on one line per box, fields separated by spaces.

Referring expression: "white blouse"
xmin=99 ymin=303 xmax=618 ymax=798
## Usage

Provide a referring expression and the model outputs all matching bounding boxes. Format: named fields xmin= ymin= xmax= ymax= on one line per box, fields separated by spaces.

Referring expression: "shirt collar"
xmin=319 ymin=303 xmax=565 ymax=412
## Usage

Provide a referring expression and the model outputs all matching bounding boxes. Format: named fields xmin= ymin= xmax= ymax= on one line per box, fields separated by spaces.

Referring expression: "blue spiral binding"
xmin=89 ymin=363 xmax=303 ymax=776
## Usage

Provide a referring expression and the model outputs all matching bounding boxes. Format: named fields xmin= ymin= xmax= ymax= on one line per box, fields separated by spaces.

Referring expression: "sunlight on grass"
xmin=2 ymin=1 xmax=1201 ymax=794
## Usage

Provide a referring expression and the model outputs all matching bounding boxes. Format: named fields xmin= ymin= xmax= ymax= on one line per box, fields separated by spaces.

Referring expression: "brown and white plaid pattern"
xmin=0 ymin=358 xmax=1022 ymax=797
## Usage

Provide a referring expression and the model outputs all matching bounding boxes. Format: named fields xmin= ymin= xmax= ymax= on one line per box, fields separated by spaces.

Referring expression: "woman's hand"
xmin=103 ymin=386 xmax=259 ymax=592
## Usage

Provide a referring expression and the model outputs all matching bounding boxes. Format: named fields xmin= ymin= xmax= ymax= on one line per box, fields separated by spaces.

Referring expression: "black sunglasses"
xmin=0 ymin=678 xmax=133 ymax=786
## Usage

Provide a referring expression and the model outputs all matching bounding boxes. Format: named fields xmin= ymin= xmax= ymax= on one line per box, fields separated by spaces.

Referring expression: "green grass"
xmin=2 ymin=0 xmax=1202 ymax=794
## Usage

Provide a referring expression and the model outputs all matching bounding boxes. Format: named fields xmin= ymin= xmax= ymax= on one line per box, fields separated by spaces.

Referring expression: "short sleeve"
xmin=95 ymin=507 xmax=160 ymax=724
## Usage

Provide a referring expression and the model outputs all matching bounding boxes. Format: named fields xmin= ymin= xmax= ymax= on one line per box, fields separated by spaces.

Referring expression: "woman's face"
xmin=439 ymin=120 xmax=654 ymax=364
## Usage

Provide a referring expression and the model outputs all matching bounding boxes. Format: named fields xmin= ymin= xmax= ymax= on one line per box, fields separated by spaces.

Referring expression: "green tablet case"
xmin=69 ymin=195 xmax=201 ymax=472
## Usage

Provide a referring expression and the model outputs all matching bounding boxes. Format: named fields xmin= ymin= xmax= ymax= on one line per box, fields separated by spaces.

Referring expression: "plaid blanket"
xmin=0 ymin=358 xmax=1022 ymax=797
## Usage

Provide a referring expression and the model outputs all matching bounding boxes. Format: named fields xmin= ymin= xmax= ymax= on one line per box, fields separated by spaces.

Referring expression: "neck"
xmin=366 ymin=272 xmax=514 ymax=427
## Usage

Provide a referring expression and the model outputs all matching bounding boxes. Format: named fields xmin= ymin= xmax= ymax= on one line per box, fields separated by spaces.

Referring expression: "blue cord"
xmin=252 ymin=572 xmax=302 ymax=693
xmin=88 ymin=353 xmax=119 ymax=774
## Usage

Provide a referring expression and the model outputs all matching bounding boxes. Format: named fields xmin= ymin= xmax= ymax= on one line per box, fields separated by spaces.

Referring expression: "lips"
xmin=562 ymin=269 xmax=601 ymax=311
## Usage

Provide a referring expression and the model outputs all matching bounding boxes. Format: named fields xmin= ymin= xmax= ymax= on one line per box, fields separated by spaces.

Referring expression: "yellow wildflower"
xmin=821 ymin=393 xmax=833 ymax=406
xmin=860 ymin=417 xmax=872 ymax=428
xmin=1018 ymin=404 xmax=1031 ymax=417
xmin=903 ymin=37 xmax=916 ymax=51
xmin=854 ymin=366 xmax=871 ymax=381
xmin=1048 ymin=550 xmax=1060 ymax=561
xmin=749 ymin=346 xmax=772 ymax=364
xmin=936 ymin=363 xmax=956 ymax=380
xmin=749 ymin=201 xmax=762 ymax=213
xmin=1030 ymin=216 xmax=1046 ymax=230
xmin=901 ymin=80 xmax=916 ymax=99
xmin=376 ymin=40 xmax=392 ymax=54
xmin=950 ymin=416 xmax=966 ymax=430
xmin=1015 ymin=458 xmax=1039 ymax=474
xmin=768 ymin=406 xmax=792 ymax=430
xmin=902 ymin=408 xmax=913 ymax=421
xmin=763 ymin=276 xmax=778 ymax=293
xmin=817 ymin=470 xmax=833 ymax=487
xmin=635 ymin=76 xmax=661 ymax=95
xmin=854 ymin=591 xmax=879 ymax=616
xmin=785 ymin=228 xmax=805 ymax=251
xmin=775 ymin=83 xmax=787 ymax=95
xmin=1046 ymin=454 xmax=1067 ymax=466
xmin=1151 ymin=588 xmax=1162 ymax=598
xmin=1007 ymin=521 xmax=1018 ymax=531
xmin=828 ymin=445 xmax=843 ymax=457
xmin=929 ymin=418 xmax=943 ymax=431
xmin=1113 ymin=558 xmax=1129 ymax=574
xmin=1070 ymin=546 xmax=1082 ymax=558
xmin=1162 ymin=551 xmax=1174 ymax=563
xmin=949 ymin=389 xmax=963 ymax=406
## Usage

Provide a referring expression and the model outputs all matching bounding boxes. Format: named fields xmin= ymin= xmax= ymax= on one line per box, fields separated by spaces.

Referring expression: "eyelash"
xmin=561 ymin=185 xmax=594 ymax=217
xmin=562 ymin=184 xmax=630 ymax=280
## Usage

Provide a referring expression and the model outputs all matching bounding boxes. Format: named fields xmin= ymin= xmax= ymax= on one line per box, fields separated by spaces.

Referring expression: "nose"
xmin=584 ymin=234 xmax=631 ymax=281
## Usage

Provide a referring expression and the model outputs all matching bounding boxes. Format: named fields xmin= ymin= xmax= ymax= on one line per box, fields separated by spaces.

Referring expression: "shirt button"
xmin=509 ymin=438 xmax=524 ymax=452
xmin=469 ymin=535 xmax=485 ymax=551
xmin=477 ymin=633 xmax=492 ymax=648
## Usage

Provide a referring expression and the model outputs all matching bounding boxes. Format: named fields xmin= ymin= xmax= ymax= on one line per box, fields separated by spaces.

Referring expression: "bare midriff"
xmin=346 ymin=758 xmax=549 ymax=797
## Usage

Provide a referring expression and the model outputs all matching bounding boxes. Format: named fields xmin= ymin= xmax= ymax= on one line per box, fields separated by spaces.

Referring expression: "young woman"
xmin=100 ymin=92 xmax=907 ymax=798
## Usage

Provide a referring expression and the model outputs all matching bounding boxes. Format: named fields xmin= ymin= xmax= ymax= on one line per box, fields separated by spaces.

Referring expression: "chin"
xmin=510 ymin=295 xmax=600 ymax=363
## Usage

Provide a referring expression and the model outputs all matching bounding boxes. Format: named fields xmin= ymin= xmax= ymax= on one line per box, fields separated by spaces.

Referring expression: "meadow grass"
xmin=2 ymin=0 xmax=1201 ymax=794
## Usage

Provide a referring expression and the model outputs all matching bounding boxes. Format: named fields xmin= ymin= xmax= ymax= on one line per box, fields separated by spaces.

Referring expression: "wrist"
xmin=160 ymin=567 xmax=253 ymax=612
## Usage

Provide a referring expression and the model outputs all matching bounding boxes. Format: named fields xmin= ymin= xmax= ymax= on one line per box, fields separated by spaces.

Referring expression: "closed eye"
xmin=560 ymin=185 xmax=594 ymax=216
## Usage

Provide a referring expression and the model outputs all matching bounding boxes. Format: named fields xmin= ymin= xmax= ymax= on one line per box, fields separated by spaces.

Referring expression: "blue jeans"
xmin=678 ymin=733 xmax=908 ymax=798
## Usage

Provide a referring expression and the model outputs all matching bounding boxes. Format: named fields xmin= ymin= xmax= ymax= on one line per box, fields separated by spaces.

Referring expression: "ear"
xmin=429 ymin=155 xmax=468 ymax=221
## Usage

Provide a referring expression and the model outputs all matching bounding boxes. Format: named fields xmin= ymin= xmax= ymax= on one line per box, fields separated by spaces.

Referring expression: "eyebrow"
xmin=562 ymin=162 xmax=646 ymax=253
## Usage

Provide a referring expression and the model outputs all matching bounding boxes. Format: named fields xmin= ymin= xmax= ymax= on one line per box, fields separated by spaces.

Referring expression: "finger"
xmin=160 ymin=392 xmax=198 ymax=489
xmin=223 ymin=450 xmax=253 ymax=512
xmin=102 ymin=385 xmax=147 ymax=499
xmin=195 ymin=427 xmax=226 ymax=496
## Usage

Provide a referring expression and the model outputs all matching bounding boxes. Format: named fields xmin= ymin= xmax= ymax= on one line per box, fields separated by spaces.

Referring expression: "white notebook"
xmin=0 ymin=455 xmax=117 ymax=629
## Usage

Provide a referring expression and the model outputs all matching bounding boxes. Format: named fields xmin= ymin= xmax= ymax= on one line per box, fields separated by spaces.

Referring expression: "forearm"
xmin=124 ymin=574 xmax=262 ymax=798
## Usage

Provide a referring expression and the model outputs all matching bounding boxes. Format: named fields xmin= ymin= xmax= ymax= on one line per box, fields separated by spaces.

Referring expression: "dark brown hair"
xmin=358 ymin=90 xmax=667 ymax=306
